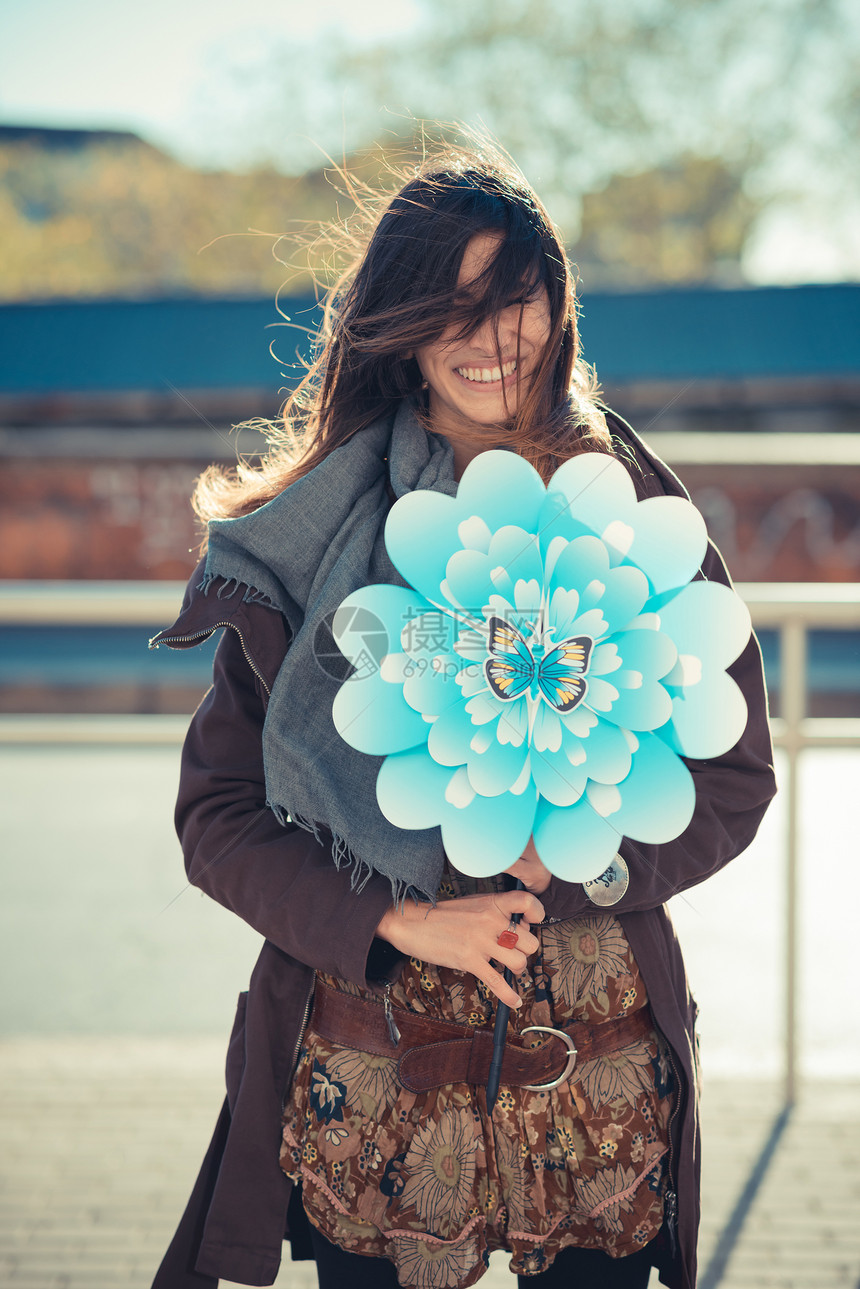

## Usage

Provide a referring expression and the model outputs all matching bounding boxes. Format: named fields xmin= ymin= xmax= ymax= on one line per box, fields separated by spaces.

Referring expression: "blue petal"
xmin=427 ymin=694 xmax=481 ymax=766
xmin=487 ymin=526 xmax=545 ymax=589
xmin=590 ymin=642 xmax=622 ymax=676
xmin=456 ymin=512 xmax=493 ymax=552
xmin=547 ymin=536 xmax=609 ymax=615
xmin=533 ymin=795 xmax=621 ymax=882
xmin=399 ymin=608 xmax=468 ymax=715
xmin=568 ymin=607 xmax=611 ymax=640
xmin=402 ymin=655 xmax=466 ymax=716
xmin=578 ymin=719 xmax=633 ymax=785
xmin=443 ymin=530 xmax=545 ymax=630
xmin=530 ymin=742 xmax=588 ymax=807
xmin=585 ymin=677 xmax=620 ymax=713
xmin=661 ymin=671 xmax=749 ymax=759
xmin=443 ymin=548 xmax=499 ymax=616
xmin=384 ymin=490 xmax=463 ymax=608
xmin=457 ymin=450 xmax=547 ymax=533
xmin=612 ymin=732 xmax=695 ymax=843
xmin=612 ymin=628 xmax=677 ymax=679
xmin=426 ymin=694 xmax=531 ymax=796
xmin=657 ymin=580 xmax=751 ymax=669
xmin=496 ymin=695 xmax=528 ymax=744
xmin=548 ymin=585 xmax=581 ymax=637
xmin=376 ymin=746 xmax=452 ymax=829
xmin=540 ymin=453 xmax=708 ymax=594
xmin=595 ymin=628 xmax=676 ymax=730
xmin=400 ymin=608 xmax=459 ymax=659
xmin=332 ymin=585 xmax=430 ymax=671
xmin=621 ymin=495 xmax=707 ymax=594
xmin=442 ymin=782 xmax=538 ymax=877
xmin=532 ymin=704 xmax=562 ymax=753
xmin=593 ymin=565 xmax=650 ymax=635
xmin=332 ymin=656 xmax=429 ymax=755
xmin=467 ymin=735 xmax=530 ymax=797
xmin=655 ymin=581 xmax=751 ymax=758
xmin=539 ymin=455 xmax=637 ymax=551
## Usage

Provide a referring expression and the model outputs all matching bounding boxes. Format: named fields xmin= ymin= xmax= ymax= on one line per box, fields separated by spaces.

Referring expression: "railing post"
xmin=780 ymin=617 xmax=806 ymax=1107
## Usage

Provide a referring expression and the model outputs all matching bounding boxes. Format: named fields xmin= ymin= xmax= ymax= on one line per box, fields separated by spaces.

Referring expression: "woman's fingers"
xmin=474 ymin=960 xmax=523 ymax=1009
xmin=498 ymin=927 xmax=540 ymax=958
xmin=375 ymin=891 xmax=545 ymax=1000
xmin=493 ymin=889 xmax=546 ymax=925
xmin=490 ymin=942 xmax=530 ymax=976
xmin=483 ymin=916 xmax=541 ymax=1005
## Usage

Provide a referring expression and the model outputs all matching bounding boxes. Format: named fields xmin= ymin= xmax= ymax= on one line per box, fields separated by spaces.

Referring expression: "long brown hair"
xmin=194 ymin=144 xmax=608 ymax=526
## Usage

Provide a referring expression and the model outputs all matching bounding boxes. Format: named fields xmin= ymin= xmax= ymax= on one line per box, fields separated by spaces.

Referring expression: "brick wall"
xmin=1 ymin=429 xmax=858 ymax=584
xmin=0 ymin=457 xmax=202 ymax=580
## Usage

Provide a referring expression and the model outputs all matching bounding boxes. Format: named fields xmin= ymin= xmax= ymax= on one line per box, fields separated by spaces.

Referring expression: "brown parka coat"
xmin=149 ymin=416 xmax=777 ymax=1288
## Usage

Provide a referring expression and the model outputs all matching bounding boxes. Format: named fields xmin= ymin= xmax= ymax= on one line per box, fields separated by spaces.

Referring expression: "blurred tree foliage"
xmin=0 ymin=132 xmax=349 ymax=301
xmin=224 ymin=0 xmax=857 ymax=274
xmin=0 ymin=130 xmax=760 ymax=300
xmin=2 ymin=0 xmax=856 ymax=299
xmin=573 ymin=156 xmax=757 ymax=288
xmin=277 ymin=0 xmax=856 ymax=217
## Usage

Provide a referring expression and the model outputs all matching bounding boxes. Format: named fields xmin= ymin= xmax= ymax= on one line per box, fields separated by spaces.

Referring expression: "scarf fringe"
xmin=268 ymin=800 xmax=416 ymax=909
xmin=198 ymin=571 xmax=276 ymax=609
xmin=194 ymin=403 xmax=450 ymax=904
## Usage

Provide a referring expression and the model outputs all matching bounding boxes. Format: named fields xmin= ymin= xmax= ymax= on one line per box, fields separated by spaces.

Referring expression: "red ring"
xmin=496 ymin=929 xmax=519 ymax=949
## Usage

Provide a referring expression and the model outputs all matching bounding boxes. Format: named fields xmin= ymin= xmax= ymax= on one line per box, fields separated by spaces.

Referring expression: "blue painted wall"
xmin=1 ymin=625 xmax=858 ymax=709
xmin=1 ymin=284 xmax=857 ymax=394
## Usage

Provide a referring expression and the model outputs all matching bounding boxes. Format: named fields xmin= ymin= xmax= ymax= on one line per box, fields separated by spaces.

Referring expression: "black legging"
xmin=309 ymin=1221 xmax=654 ymax=1288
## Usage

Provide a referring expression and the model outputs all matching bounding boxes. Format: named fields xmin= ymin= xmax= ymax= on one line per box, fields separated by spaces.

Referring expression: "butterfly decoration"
xmin=482 ymin=598 xmax=595 ymax=721
xmin=331 ymin=449 xmax=751 ymax=884
xmin=484 ymin=612 xmax=594 ymax=715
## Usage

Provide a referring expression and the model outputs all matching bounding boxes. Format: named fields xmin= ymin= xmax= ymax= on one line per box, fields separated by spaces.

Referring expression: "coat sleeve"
xmin=174 ymin=610 xmax=398 ymax=987
xmin=540 ymin=533 xmax=777 ymax=922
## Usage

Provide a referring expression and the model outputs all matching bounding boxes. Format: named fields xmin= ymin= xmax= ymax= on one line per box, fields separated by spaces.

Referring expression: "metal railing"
xmin=1 ymin=579 xmax=859 ymax=1101
xmin=738 ymin=584 xmax=860 ymax=1104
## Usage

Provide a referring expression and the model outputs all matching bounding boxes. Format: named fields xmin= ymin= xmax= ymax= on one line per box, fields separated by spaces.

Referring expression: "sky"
xmin=0 ymin=0 xmax=421 ymax=157
xmin=1 ymin=0 xmax=858 ymax=284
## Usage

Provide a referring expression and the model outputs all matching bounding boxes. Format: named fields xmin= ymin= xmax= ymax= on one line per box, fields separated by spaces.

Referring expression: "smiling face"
xmin=414 ymin=231 xmax=552 ymax=436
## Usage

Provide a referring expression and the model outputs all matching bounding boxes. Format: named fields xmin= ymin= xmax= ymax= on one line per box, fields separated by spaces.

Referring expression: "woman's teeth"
xmin=456 ymin=359 xmax=517 ymax=383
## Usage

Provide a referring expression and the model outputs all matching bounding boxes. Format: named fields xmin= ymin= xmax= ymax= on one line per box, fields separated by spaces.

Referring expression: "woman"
xmin=150 ymin=148 xmax=776 ymax=1289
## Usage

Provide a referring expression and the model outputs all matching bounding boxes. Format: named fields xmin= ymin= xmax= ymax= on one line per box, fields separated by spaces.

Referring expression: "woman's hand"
xmin=375 ymin=888 xmax=544 ymax=1009
xmin=504 ymin=835 xmax=553 ymax=895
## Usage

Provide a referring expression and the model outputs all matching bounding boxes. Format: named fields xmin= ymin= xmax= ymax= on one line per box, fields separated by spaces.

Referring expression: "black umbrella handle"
xmin=485 ymin=878 xmax=524 ymax=1115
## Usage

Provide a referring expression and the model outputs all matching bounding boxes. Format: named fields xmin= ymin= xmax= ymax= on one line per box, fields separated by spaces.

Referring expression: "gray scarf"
xmin=202 ymin=398 xmax=462 ymax=902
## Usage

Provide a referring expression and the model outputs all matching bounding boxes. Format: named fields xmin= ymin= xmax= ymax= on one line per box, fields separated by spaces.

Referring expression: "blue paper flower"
xmin=332 ymin=450 xmax=751 ymax=883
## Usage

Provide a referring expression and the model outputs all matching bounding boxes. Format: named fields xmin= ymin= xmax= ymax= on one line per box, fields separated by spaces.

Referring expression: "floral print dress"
xmin=280 ymin=874 xmax=675 ymax=1287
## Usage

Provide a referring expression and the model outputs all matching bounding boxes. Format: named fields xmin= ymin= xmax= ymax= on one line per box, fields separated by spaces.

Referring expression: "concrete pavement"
xmin=2 ymin=745 xmax=859 ymax=1285
xmin=1 ymin=1038 xmax=858 ymax=1289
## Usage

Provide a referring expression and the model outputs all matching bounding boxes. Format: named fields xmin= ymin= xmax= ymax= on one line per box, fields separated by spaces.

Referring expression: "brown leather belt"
xmin=310 ymin=978 xmax=655 ymax=1094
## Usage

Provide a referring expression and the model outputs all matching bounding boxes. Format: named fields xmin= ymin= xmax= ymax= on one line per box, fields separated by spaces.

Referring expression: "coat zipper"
xmin=283 ymin=977 xmax=407 ymax=1115
xmin=662 ymin=1037 xmax=683 ymax=1263
xmin=283 ymin=976 xmax=316 ymax=1114
xmin=153 ymin=623 xmax=271 ymax=697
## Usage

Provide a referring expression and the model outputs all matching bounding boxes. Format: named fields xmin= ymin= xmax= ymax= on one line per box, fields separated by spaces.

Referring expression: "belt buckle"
xmin=520 ymin=1025 xmax=578 ymax=1092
